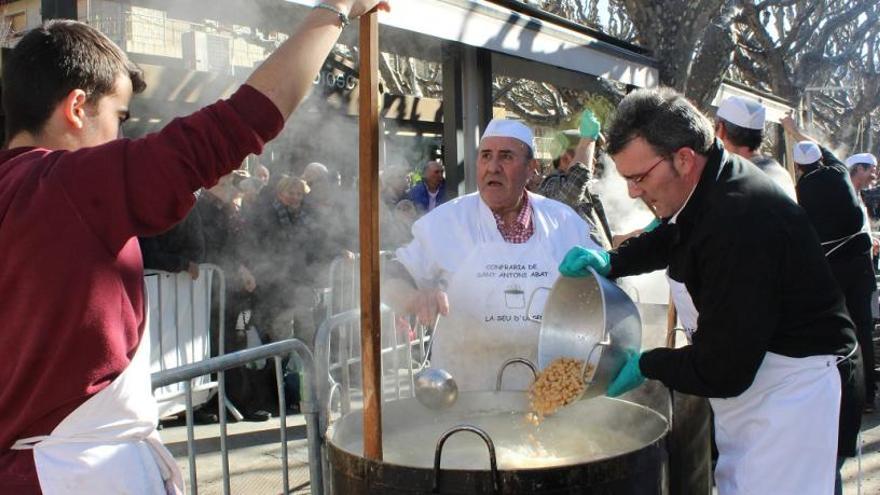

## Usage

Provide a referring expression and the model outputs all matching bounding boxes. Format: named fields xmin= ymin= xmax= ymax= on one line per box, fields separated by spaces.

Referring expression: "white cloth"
xmin=427 ymin=189 xmax=439 ymax=211
xmin=711 ymin=353 xmax=839 ymax=495
xmin=667 ymin=275 xmax=697 ymax=343
xmin=844 ymin=153 xmax=877 ymax=169
xmin=481 ymin=119 xmax=534 ymax=152
xmin=13 ymin=291 xmax=184 ymax=495
xmin=147 ymin=269 xmax=213 ymax=418
xmin=717 ymin=96 xmax=765 ymax=130
xmin=667 ymin=274 xmax=839 ymax=495
xmin=793 ymin=141 xmax=822 ymax=165
xmin=431 ymin=230 xmax=559 ymax=391
xmin=396 ymin=192 xmax=594 ymax=390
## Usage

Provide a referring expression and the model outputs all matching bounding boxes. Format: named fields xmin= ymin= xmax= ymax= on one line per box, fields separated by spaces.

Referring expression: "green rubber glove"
xmin=559 ymin=247 xmax=611 ymax=277
xmin=607 ymin=350 xmax=645 ymax=398
xmin=643 ymin=218 xmax=661 ymax=233
xmin=579 ymin=109 xmax=601 ymax=141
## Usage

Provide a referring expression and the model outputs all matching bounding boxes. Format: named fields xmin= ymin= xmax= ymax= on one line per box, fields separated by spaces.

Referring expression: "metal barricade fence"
xmin=313 ymin=307 xmax=434 ymax=495
xmin=151 ymin=339 xmax=323 ymax=495
xmin=314 ymin=306 xmax=429 ymax=422
xmin=315 ymin=253 xmax=434 ymax=494
xmin=320 ymin=253 xmax=432 ymax=415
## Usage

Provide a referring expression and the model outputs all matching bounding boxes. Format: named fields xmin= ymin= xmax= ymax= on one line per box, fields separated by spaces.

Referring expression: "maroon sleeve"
xmin=49 ymin=85 xmax=283 ymax=253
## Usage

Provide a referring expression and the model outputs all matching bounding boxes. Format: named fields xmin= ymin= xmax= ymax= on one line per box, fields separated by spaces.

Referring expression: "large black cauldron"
xmin=326 ymin=392 xmax=668 ymax=494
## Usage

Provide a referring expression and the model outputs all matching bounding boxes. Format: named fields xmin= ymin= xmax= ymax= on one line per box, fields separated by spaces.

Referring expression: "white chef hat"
xmin=481 ymin=119 xmax=534 ymax=152
xmin=844 ymin=153 xmax=878 ymax=169
xmin=793 ymin=141 xmax=822 ymax=165
xmin=716 ymin=96 xmax=766 ymax=130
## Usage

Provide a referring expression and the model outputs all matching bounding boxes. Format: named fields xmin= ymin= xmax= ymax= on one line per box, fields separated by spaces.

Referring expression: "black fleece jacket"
xmin=610 ymin=140 xmax=857 ymax=398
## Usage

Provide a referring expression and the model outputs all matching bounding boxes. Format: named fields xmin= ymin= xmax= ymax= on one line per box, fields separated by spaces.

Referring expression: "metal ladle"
xmin=414 ymin=314 xmax=459 ymax=409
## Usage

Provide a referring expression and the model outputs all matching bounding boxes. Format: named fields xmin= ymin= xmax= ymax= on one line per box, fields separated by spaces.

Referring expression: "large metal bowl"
xmin=537 ymin=268 xmax=642 ymax=398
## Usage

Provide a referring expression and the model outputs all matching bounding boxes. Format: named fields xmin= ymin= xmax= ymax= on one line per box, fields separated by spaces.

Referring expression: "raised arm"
xmin=52 ymin=1 xmax=390 ymax=252
xmin=780 ymin=115 xmax=844 ymax=167
xmin=780 ymin=115 xmax=815 ymax=144
xmin=246 ymin=0 xmax=390 ymax=119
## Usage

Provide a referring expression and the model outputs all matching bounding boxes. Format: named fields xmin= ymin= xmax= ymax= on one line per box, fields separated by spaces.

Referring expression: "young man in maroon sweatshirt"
xmin=0 ymin=1 xmax=388 ymax=493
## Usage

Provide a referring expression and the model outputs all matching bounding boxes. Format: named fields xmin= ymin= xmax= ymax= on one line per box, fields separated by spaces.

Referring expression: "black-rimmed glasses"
xmin=624 ymin=156 xmax=667 ymax=185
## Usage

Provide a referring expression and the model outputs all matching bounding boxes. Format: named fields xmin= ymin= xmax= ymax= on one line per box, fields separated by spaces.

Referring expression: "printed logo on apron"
xmin=431 ymin=236 xmax=558 ymax=392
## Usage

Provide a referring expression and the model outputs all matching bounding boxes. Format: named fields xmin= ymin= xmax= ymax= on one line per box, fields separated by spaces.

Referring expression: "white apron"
xmin=12 ymin=294 xmax=184 ymax=495
xmin=431 ymin=235 xmax=557 ymax=392
xmin=667 ymin=276 xmax=697 ymax=344
xmin=667 ymin=274 xmax=840 ymax=495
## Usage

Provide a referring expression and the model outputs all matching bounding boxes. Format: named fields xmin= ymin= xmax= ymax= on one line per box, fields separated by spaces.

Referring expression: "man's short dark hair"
xmin=850 ymin=163 xmax=872 ymax=175
xmin=2 ymin=20 xmax=146 ymax=143
xmin=606 ymin=87 xmax=715 ymax=157
xmin=717 ymin=118 xmax=764 ymax=152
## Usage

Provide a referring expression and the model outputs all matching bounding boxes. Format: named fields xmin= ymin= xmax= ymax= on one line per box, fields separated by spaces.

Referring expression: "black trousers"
xmin=836 ymin=353 xmax=864 ymax=458
xmin=830 ymin=254 xmax=876 ymax=405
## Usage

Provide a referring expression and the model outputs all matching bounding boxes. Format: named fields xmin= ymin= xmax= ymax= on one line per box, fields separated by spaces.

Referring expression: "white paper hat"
xmin=844 ymin=153 xmax=878 ymax=169
xmin=793 ymin=141 xmax=822 ymax=165
xmin=717 ymin=96 xmax=766 ymax=130
xmin=481 ymin=119 xmax=534 ymax=152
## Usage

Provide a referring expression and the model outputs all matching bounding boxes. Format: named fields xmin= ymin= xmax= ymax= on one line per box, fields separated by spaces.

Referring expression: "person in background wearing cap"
xmin=0 ymin=0 xmax=390 ymax=493
xmin=539 ymin=109 xmax=613 ymax=250
xmin=779 ymin=116 xmax=870 ymax=492
xmin=715 ymin=95 xmax=797 ymax=200
xmin=560 ymin=88 xmax=858 ymax=495
xmin=385 ymin=119 xmax=598 ymax=391
xmin=846 ymin=152 xmax=880 ymax=402
xmin=846 ymin=151 xmax=880 ymax=285
xmin=845 ymin=152 xmax=879 ymax=254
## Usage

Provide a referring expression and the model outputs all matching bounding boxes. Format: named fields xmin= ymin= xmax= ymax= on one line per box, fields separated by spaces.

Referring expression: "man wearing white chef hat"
xmin=844 ymin=152 xmax=879 ymax=259
xmin=386 ymin=118 xmax=599 ymax=391
xmin=845 ymin=152 xmax=878 ymax=193
xmin=714 ymin=95 xmax=797 ymax=200
xmin=783 ymin=117 xmax=873 ymax=493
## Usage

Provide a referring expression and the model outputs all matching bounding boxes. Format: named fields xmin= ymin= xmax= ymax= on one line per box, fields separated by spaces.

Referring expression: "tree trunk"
xmin=687 ymin=1 xmax=738 ymax=111
xmin=620 ymin=0 xmax=726 ymax=91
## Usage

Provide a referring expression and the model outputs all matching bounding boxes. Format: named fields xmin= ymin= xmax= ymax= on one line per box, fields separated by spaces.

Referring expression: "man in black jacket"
xmin=140 ymin=208 xmax=205 ymax=278
xmin=559 ymin=88 xmax=859 ymax=495
xmin=783 ymin=120 xmax=876 ymax=417
xmin=781 ymin=131 xmax=872 ymax=493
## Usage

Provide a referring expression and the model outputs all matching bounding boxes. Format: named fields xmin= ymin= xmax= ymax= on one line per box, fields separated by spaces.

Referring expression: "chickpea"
xmin=527 ymin=357 xmax=593 ymax=421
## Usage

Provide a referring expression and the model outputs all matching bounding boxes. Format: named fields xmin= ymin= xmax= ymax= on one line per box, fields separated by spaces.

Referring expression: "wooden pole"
xmin=665 ymin=291 xmax=678 ymax=349
xmin=358 ymin=8 xmax=383 ymax=460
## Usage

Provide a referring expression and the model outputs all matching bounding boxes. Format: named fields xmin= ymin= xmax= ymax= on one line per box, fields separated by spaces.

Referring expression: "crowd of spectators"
xmin=139 ymin=158 xmax=444 ymax=420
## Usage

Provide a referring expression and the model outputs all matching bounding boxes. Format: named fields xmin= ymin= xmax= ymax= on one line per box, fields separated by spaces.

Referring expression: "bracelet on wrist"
xmin=314 ymin=3 xmax=350 ymax=28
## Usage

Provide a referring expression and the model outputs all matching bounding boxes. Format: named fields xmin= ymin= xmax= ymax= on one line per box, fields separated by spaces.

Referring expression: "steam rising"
xmin=593 ymin=155 xmax=670 ymax=305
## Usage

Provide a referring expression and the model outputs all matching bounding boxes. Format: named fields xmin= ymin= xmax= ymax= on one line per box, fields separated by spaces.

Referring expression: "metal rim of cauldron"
xmin=327 ymin=431 xmax=667 ymax=494
xmin=326 ymin=394 xmax=670 ymax=494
